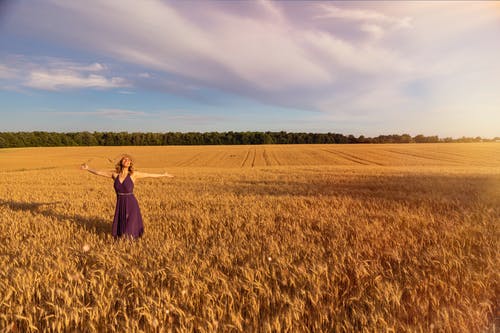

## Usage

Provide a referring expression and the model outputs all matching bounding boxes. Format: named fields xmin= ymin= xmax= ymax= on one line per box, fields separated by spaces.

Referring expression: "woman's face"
xmin=121 ymin=157 xmax=131 ymax=167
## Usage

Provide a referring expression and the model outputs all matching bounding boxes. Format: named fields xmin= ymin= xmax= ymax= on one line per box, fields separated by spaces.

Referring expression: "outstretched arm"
xmin=133 ymin=171 xmax=174 ymax=179
xmin=80 ymin=163 xmax=114 ymax=178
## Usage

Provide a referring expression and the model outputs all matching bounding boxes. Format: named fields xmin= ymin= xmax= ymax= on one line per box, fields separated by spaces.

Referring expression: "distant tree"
xmin=263 ymin=132 xmax=274 ymax=144
xmin=400 ymin=134 xmax=412 ymax=143
xmin=347 ymin=134 xmax=358 ymax=143
xmin=1 ymin=131 xmax=497 ymax=147
xmin=10 ymin=133 xmax=23 ymax=147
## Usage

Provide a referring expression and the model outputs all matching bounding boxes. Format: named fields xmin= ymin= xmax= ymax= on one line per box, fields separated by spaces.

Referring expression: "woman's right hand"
xmin=80 ymin=163 xmax=88 ymax=170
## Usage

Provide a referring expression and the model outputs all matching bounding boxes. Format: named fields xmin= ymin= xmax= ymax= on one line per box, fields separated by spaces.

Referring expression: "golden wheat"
xmin=0 ymin=143 xmax=499 ymax=332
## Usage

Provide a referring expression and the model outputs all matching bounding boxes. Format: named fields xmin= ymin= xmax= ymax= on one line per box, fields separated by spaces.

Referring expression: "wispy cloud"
xmin=0 ymin=64 xmax=17 ymax=79
xmin=0 ymin=56 xmax=129 ymax=91
xmin=26 ymin=71 xmax=128 ymax=91
xmin=360 ymin=23 xmax=384 ymax=40
xmin=95 ymin=109 xmax=147 ymax=118
xmin=12 ymin=1 xmax=333 ymax=90
xmin=163 ymin=113 xmax=227 ymax=124
xmin=1 ymin=1 xmax=499 ymax=135
xmin=43 ymin=109 xmax=225 ymax=127
xmin=315 ymin=4 xmax=412 ymax=28
xmin=46 ymin=109 xmax=148 ymax=119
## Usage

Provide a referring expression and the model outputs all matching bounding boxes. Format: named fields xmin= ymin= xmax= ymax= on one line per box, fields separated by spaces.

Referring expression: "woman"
xmin=80 ymin=154 xmax=173 ymax=239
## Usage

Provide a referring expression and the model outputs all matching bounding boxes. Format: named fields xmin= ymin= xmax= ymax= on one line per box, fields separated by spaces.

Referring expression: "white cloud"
xmin=22 ymin=0 xmax=413 ymax=99
xmin=68 ymin=62 xmax=106 ymax=72
xmin=30 ymin=59 xmax=107 ymax=73
xmin=312 ymin=4 xmax=412 ymax=45
xmin=26 ymin=70 xmax=128 ymax=91
xmin=207 ymin=11 xmax=332 ymax=90
xmin=22 ymin=1 xmax=333 ymax=91
xmin=0 ymin=56 xmax=129 ymax=91
xmin=302 ymin=30 xmax=411 ymax=76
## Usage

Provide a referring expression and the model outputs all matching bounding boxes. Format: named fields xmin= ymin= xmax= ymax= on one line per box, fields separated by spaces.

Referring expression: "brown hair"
xmin=115 ymin=154 xmax=135 ymax=175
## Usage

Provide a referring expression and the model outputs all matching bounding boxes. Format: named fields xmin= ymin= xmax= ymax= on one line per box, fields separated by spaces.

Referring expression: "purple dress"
xmin=112 ymin=173 xmax=144 ymax=238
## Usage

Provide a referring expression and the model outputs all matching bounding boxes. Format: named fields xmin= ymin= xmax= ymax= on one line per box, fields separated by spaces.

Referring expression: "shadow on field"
xmin=0 ymin=200 xmax=110 ymax=236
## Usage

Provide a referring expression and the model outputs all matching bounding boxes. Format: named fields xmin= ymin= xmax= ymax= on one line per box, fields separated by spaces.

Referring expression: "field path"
xmin=241 ymin=149 xmax=251 ymax=168
xmin=383 ymin=149 xmax=462 ymax=165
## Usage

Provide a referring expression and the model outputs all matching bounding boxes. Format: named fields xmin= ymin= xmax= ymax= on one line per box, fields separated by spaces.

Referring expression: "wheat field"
xmin=0 ymin=143 xmax=499 ymax=332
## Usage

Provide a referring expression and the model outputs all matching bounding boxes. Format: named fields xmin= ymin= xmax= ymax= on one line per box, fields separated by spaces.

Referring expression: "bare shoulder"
xmin=111 ymin=172 xmax=118 ymax=179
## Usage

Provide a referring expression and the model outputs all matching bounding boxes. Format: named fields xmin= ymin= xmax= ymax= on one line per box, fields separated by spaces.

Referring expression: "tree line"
xmin=0 ymin=131 xmax=497 ymax=148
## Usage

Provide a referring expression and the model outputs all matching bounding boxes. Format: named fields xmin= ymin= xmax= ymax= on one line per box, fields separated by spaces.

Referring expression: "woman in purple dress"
xmin=80 ymin=154 xmax=173 ymax=239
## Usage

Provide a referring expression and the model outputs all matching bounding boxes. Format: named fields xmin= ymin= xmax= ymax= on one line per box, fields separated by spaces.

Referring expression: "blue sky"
xmin=0 ymin=1 xmax=499 ymax=137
